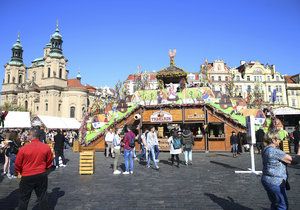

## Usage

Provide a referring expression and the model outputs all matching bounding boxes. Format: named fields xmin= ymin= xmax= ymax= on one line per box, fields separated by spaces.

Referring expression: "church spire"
xmin=10 ymin=33 xmax=23 ymax=64
xmin=50 ymin=21 xmax=63 ymax=57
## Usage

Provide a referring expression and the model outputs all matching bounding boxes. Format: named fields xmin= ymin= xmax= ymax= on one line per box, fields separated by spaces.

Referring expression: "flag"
xmin=272 ymin=89 xmax=277 ymax=103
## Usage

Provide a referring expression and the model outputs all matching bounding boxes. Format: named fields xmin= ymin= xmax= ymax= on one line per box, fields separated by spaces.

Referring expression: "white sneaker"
xmin=156 ymin=159 xmax=160 ymax=163
xmin=129 ymin=171 xmax=133 ymax=174
xmin=61 ymin=164 xmax=67 ymax=167
xmin=123 ymin=171 xmax=130 ymax=175
xmin=56 ymin=166 xmax=59 ymax=168
xmin=113 ymin=170 xmax=121 ymax=175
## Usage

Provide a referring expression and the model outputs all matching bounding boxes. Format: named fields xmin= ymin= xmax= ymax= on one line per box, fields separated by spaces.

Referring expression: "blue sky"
xmin=1 ymin=0 xmax=300 ymax=87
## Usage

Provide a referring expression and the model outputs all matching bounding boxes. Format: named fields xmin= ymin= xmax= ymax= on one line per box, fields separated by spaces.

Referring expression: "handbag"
xmin=285 ymin=179 xmax=291 ymax=191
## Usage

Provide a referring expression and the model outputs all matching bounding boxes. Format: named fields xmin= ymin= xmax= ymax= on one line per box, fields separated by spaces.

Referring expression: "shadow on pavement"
xmin=204 ymin=193 xmax=253 ymax=210
xmin=210 ymin=161 xmax=245 ymax=171
xmin=0 ymin=188 xmax=19 ymax=210
xmin=33 ymin=187 xmax=65 ymax=210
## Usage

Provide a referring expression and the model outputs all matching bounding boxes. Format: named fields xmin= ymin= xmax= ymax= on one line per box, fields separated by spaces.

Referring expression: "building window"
xmin=276 ymin=76 xmax=279 ymax=81
xmin=267 ymin=76 xmax=270 ymax=81
xmin=25 ymin=101 xmax=28 ymax=111
xmin=211 ymin=76 xmax=214 ymax=81
xmin=218 ymin=76 xmax=221 ymax=81
xmin=48 ymin=68 xmax=51 ymax=78
xmin=7 ymin=74 xmax=10 ymax=83
xmin=18 ymin=75 xmax=22 ymax=84
xmin=219 ymin=85 xmax=222 ymax=92
xmin=236 ymin=75 xmax=240 ymax=81
xmin=292 ymin=99 xmax=296 ymax=107
xmin=247 ymin=85 xmax=251 ymax=92
xmin=45 ymin=103 xmax=48 ymax=111
xmin=225 ymin=76 xmax=228 ymax=81
xmin=208 ymin=123 xmax=225 ymax=138
xmin=70 ymin=106 xmax=75 ymax=118
xmin=278 ymin=86 xmax=282 ymax=93
xmin=247 ymin=76 xmax=250 ymax=81
xmin=268 ymin=86 xmax=271 ymax=92
xmin=58 ymin=104 xmax=61 ymax=111
xmin=59 ymin=68 xmax=62 ymax=79
xmin=82 ymin=107 xmax=85 ymax=117
xmin=36 ymin=106 xmax=39 ymax=112
xmin=212 ymin=85 xmax=215 ymax=91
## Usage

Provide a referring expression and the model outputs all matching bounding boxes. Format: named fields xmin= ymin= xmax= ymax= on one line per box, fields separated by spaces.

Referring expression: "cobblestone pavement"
xmin=1 ymin=150 xmax=300 ymax=210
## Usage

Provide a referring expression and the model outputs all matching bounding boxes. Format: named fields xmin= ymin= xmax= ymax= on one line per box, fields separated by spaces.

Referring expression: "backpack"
xmin=129 ymin=136 xmax=135 ymax=148
xmin=172 ymin=137 xmax=182 ymax=150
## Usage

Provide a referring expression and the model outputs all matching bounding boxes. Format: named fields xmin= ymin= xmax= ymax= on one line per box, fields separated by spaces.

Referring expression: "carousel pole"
xmin=204 ymin=105 xmax=209 ymax=153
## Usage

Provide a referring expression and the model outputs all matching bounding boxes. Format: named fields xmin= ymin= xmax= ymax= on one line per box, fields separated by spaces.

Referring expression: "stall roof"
xmin=273 ymin=107 xmax=300 ymax=115
xmin=3 ymin=111 xmax=31 ymax=128
xmin=35 ymin=115 xmax=81 ymax=129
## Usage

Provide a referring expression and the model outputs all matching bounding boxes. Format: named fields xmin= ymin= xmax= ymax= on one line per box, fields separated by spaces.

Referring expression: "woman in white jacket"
xmin=168 ymin=130 xmax=182 ymax=167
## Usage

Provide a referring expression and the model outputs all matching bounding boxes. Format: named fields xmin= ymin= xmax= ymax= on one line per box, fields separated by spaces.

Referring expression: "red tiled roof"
xmin=284 ymin=76 xmax=295 ymax=84
xmin=67 ymin=79 xmax=86 ymax=89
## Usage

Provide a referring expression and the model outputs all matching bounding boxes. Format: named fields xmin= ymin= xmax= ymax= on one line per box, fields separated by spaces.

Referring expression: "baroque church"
xmin=1 ymin=24 xmax=96 ymax=121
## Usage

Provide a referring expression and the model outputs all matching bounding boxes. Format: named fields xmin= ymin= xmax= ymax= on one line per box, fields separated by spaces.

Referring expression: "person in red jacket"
xmin=15 ymin=127 xmax=53 ymax=210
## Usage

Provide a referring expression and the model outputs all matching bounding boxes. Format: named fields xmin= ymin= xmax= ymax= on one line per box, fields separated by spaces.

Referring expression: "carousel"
xmin=78 ymin=50 xmax=288 ymax=152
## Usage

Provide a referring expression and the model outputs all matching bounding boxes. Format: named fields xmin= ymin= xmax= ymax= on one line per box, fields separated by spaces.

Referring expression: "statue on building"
xmin=168 ymin=49 xmax=176 ymax=66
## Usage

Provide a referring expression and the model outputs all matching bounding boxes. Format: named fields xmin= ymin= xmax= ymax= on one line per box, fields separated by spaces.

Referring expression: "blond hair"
xmin=265 ymin=131 xmax=280 ymax=145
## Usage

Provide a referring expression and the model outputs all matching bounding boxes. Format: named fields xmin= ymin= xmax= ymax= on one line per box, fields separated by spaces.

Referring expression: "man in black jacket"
xmin=293 ymin=126 xmax=300 ymax=154
xmin=255 ymin=127 xmax=265 ymax=154
xmin=38 ymin=126 xmax=46 ymax=143
xmin=54 ymin=130 xmax=66 ymax=168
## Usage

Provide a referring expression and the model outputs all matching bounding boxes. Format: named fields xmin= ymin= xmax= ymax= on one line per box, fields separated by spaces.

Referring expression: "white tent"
xmin=3 ymin=111 xmax=31 ymax=128
xmin=273 ymin=107 xmax=300 ymax=115
xmin=32 ymin=115 xmax=81 ymax=130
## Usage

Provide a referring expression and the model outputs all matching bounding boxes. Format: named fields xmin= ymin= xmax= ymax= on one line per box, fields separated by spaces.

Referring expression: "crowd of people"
xmin=0 ymin=127 xmax=78 ymax=179
xmin=105 ymin=124 xmax=195 ymax=175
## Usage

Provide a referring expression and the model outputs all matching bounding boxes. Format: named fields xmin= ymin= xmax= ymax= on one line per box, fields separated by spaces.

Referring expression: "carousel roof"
xmin=156 ymin=65 xmax=187 ymax=79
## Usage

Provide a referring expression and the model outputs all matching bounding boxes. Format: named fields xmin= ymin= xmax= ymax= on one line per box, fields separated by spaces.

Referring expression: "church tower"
xmin=39 ymin=22 xmax=68 ymax=88
xmin=2 ymin=34 xmax=26 ymax=94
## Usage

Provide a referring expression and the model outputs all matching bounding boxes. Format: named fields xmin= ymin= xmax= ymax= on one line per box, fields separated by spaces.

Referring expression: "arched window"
xmin=70 ymin=106 xmax=75 ymax=118
xmin=25 ymin=101 xmax=28 ymax=111
xmin=58 ymin=104 xmax=61 ymax=111
xmin=82 ymin=107 xmax=85 ymax=117
xmin=87 ymin=98 xmax=90 ymax=108
xmin=59 ymin=68 xmax=62 ymax=79
xmin=45 ymin=103 xmax=48 ymax=111
xmin=18 ymin=75 xmax=22 ymax=84
xmin=36 ymin=106 xmax=39 ymax=112
xmin=33 ymin=72 xmax=36 ymax=81
xmin=7 ymin=74 xmax=10 ymax=83
xmin=48 ymin=68 xmax=51 ymax=78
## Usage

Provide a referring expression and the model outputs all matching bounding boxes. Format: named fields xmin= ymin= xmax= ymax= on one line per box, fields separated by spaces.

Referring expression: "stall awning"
xmin=273 ymin=107 xmax=300 ymax=115
xmin=3 ymin=111 xmax=31 ymax=128
xmin=33 ymin=115 xmax=81 ymax=129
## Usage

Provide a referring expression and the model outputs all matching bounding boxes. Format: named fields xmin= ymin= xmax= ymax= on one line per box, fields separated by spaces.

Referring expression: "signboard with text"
xmin=150 ymin=111 xmax=173 ymax=123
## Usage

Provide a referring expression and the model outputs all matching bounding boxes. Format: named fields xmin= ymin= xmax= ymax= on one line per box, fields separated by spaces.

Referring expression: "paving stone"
xmin=0 ymin=150 xmax=300 ymax=209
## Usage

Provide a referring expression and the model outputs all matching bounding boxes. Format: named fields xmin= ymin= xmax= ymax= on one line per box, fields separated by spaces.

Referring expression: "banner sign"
xmin=150 ymin=111 xmax=173 ymax=123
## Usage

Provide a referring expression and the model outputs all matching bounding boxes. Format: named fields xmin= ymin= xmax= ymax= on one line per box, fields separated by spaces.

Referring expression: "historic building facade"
xmin=205 ymin=60 xmax=288 ymax=105
xmin=1 ymin=24 xmax=96 ymax=121
xmin=285 ymin=74 xmax=300 ymax=108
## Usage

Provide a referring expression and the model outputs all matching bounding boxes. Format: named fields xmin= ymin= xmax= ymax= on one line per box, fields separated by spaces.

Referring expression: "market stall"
xmin=2 ymin=111 xmax=31 ymax=129
xmin=32 ymin=115 xmax=81 ymax=130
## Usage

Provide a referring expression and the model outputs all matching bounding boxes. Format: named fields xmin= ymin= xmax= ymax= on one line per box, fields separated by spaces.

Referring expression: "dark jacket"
xmin=54 ymin=133 xmax=65 ymax=151
xmin=293 ymin=130 xmax=300 ymax=143
xmin=230 ymin=135 xmax=239 ymax=145
xmin=39 ymin=129 xmax=46 ymax=143
xmin=255 ymin=129 xmax=265 ymax=143
xmin=181 ymin=130 xmax=194 ymax=150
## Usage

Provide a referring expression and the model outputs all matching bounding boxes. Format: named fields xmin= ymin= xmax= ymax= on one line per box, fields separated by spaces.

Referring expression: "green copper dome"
xmin=12 ymin=34 xmax=22 ymax=49
xmin=51 ymin=23 xmax=62 ymax=39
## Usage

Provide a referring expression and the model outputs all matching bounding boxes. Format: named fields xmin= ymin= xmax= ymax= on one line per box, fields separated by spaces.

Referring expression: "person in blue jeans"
xmin=261 ymin=131 xmax=299 ymax=210
xmin=146 ymin=127 xmax=159 ymax=170
xmin=230 ymin=131 xmax=239 ymax=158
xmin=122 ymin=125 xmax=135 ymax=175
